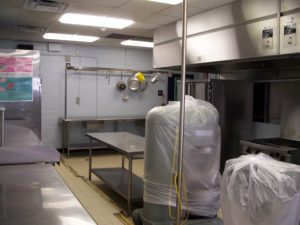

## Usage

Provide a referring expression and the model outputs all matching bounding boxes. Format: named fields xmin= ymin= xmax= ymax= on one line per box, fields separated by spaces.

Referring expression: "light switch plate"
xmin=75 ymin=96 xmax=80 ymax=105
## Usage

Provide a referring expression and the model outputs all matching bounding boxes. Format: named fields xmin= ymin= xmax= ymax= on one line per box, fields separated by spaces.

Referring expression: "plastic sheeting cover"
xmin=222 ymin=153 xmax=300 ymax=225
xmin=144 ymin=96 xmax=221 ymax=217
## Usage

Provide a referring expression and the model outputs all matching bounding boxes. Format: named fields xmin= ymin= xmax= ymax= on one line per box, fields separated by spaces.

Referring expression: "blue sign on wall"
xmin=0 ymin=77 xmax=33 ymax=102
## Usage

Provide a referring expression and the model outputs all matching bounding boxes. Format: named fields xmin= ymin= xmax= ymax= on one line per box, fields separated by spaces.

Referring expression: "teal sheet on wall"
xmin=0 ymin=77 xmax=33 ymax=102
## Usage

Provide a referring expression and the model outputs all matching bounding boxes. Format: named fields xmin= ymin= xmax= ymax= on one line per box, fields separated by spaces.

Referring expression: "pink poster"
xmin=0 ymin=57 xmax=33 ymax=76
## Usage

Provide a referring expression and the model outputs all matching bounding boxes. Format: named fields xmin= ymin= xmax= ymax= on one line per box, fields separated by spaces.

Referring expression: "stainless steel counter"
xmin=0 ymin=145 xmax=60 ymax=165
xmin=0 ymin=164 xmax=96 ymax=225
xmin=5 ymin=120 xmax=43 ymax=146
xmin=86 ymin=132 xmax=145 ymax=215
xmin=0 ymin=120 xmax=60 ymax=165
xmin=62 ymin=116 xmax=145 ymax=157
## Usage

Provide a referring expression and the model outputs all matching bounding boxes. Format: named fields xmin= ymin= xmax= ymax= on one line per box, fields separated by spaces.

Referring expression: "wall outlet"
xmin=75 ymin=96 xmax=80 ymax=105
xmin=123 ymin=94 xmax=129 ymax=101
xmin=65 ymin=55 xmax=71 ymax=62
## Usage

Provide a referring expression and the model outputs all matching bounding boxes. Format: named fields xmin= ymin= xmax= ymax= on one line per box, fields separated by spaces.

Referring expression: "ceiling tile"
xmin=139 ymin=30 xmax=153 ymax=38
xmin=48 ymin=23 xmax=86 ymax=34
xmin=73 ymin=0 xmax=129 ymax=8
xmin=130 ymin=22 xmax=160 ymax=30
xmin=106 ymin=8 xmax=152 ymax=21
xmin=0 ymin=0 xmax=24 ymax=8
xmin=0 ymin=8 xmax=21 ymax=26
xmin=143 ymin=14 xmax=178 ymax=25
xmin=19 ymin=10 xmax=59 ymax=27
xmin=120 ymin=0 xmax=171 ymax=14
xmin=79 ymin=28 xmax=111 ymax=37
xmin=159 ymin=5 xmax=202 ymax=18
xmin=66 ymin=3 xmax=113 ymax=15
xmin=188 ymin=0 xmax=236 ymax=10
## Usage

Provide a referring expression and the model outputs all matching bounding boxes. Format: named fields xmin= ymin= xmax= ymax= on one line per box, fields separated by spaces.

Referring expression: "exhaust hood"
xmin=152 ymin=0 xmax=300 ymax=74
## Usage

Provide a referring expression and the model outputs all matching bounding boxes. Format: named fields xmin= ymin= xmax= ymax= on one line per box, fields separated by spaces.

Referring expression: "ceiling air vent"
xmin=106 ymin=33 xmax=153 ymax=42
xmin=18 ymin=25 xmax=46 ymax=34
xmin=24 ymin=0 xmax=68 ymax=13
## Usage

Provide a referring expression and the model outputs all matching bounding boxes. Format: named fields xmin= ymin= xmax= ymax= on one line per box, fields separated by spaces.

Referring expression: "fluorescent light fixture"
xmin=121 ymin=40 xmax=154 ymax=48
xmin=148 ymin=0 xmax=182 ymax=5
xmin=43 ymin=33 xmax=99 ymax=42
xmin=59 ymin=13 xmax=134 ymax=29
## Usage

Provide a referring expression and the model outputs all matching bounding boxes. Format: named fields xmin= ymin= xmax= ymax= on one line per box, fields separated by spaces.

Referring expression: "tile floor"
xmin=56 ymin=151 xmax=223 ymax=225
xmin=56 ymin=151 xmax=144 ymax=225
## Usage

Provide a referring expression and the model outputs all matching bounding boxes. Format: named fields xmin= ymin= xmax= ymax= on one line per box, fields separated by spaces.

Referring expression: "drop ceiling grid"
xmin=0 ymin=0 xmax=24 ymax=8
xmin=0 ymin=0 xmax=240 ymax=47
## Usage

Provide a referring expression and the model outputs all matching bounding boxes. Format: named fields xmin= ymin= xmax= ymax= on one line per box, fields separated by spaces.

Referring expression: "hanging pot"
xmin=127 ymin=77 xmax=141 ymax=91
xmin=116 ymin=80 xmax=127 ymax=91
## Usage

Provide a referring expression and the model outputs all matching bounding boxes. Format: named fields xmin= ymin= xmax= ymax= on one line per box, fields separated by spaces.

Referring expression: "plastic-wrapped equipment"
xmin=222 ymin=153 xmax=300 ymax=225
xmin=143 ymin=96 xmax=221 ymax=219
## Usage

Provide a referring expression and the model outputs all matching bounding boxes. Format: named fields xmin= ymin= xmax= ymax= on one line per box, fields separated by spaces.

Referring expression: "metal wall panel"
xmin=153 ymin=40 xmax=181 ymax=68
xmin=269 ymin=81 xmax=300 ymax=123
xmin=153 ymin=18 xmax=278 ymax=68
xmin=281 ymin=99 xmax=300 ymax=141
xmin=153 ymin=0 xmax=279 ymax=68
xmin=211 ymin=80 xmax=253 ymax=171
xmin=154 ymin=0 xmax=278 ymax=44
xmin=281 ymin=0 xmax=300 ymax=12
xmin=280 ymin=12 xmax=300 ymax=55
xmin=187 ymin=18 xmax=278 ymax=64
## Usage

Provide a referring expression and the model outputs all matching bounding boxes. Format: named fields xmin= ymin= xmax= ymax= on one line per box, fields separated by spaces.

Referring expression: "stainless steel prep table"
xmin=62 ymin=116 xmax=145 ymax=157
xmin=86 ymin=132 xmax=145 ymax=215
xmin=0 ymin=164 xmax=96 ymax=225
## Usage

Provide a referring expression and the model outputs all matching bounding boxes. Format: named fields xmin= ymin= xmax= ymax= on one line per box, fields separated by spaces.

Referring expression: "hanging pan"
xmin=116 ymin=80 xmax=126 ymax=91
xmin=127 ymin=72 xmax=145 ymax=91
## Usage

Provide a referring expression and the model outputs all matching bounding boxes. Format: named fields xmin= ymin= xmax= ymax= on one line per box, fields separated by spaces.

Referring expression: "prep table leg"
xmin=127 ymin=155 xmax=132 ymax=215
xmin=66 ymin=122 xmax=70 ymax=157
xmin=89 ymin=137 xmax=93 ymax=181
xmin=121 ymin=156 xmax=125 ymax=168
xmin=62 ymin=121 xmax=65 ymax=154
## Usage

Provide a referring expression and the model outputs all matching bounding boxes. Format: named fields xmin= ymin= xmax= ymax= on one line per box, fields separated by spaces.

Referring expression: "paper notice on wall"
xmin=0 ymin=57 xmax=33 ymax=77
xmin=0 ymin=77 xmax=33 ymax=102
xmin=284 ymin=23 xmax=297 ymax=47
xmin=262 ymin=27 xmax=273 ymax=50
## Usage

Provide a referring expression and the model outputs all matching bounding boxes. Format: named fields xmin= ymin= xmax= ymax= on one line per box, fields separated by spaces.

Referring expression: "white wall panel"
xmin=0 ymin=40 xmax=159 ymax=148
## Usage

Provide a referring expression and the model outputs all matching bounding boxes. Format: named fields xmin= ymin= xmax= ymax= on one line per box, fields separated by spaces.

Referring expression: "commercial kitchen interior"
xmin=0 ymin=0 xmax=300 ymax=225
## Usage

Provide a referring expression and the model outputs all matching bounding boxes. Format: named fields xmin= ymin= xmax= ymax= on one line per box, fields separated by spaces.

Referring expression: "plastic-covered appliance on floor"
xmin=136 ymin=96 xmax=222 ymax=225
xmin=222 ymin=153 xmax=300 ymax=225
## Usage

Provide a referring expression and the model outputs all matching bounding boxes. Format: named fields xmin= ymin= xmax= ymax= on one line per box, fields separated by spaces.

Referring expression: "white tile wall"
xmin=0 ymin=40 xmax=166 ymax=148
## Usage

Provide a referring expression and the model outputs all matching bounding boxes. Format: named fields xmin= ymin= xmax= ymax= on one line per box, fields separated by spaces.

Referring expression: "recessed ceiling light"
xmin=59 ymin=13 xmax=134 ymax=29
xmin=43 ymin=33 xmax=99 ymax=42
xmin=121 ymin=40 xmax=154 ymax=48
xmin=148 ymin=0 xmax=182 ymax=5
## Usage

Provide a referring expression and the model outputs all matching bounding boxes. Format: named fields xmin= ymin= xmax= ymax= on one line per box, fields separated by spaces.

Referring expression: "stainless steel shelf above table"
xmin=62 ymin=116 xmax=145 ymax=157
xmin=86 ymin=132 xmax=145 ymax=215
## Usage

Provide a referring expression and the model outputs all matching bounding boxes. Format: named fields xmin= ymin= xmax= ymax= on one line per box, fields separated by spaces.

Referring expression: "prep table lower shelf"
xmin=91 ymin=167 xmax=143 ymax=202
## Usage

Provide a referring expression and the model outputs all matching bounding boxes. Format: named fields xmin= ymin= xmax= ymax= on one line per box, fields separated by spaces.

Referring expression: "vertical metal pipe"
xmin=176 ymin=0 xmax=188 ymax=224
xmin=65 ymin=64 xmax=68 ymax=118
xmin=276 ymin=0 xmax=281 ymax=55
xmin=0 ymin=107 xmax=5 ymax=147
xmin=88 ymin=136 xmax=92 ymax=180
xmin=127 ymin=155 xmax=133 ymax=215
